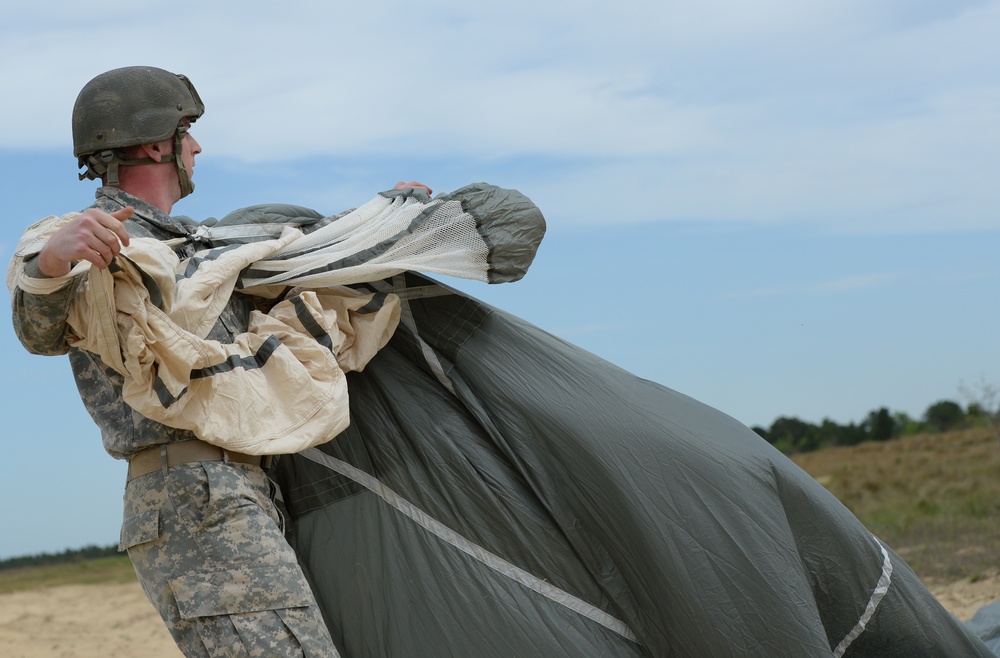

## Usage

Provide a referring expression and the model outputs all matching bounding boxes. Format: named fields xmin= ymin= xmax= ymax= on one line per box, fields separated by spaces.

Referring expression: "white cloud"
xmin=3 ymin=0 xmax=999 ymax=232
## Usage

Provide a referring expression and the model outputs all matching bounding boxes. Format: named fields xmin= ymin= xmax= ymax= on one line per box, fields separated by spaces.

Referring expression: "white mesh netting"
xmin=239 ymin=194 xmax=490 ymax=290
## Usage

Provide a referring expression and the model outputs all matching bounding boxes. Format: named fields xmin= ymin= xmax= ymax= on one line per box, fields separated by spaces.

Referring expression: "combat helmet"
xmin=73 ymin=66 xmax=204 ymax=197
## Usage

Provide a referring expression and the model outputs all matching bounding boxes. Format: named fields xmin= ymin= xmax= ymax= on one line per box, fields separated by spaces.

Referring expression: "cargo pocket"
xmin=168 ymin=563 xmax=315 ymax=620
xmin=169 ymin=563 xmax=333 ymax=656
xmin=119 ymin=509 xmax=160 ymax=552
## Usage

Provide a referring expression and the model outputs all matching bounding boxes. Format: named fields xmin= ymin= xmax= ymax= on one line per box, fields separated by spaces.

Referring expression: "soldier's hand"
xmin=393 ymin=181 xmax=432 ymax=195
xmin=37 ymin=207 xmax=134 ymax=277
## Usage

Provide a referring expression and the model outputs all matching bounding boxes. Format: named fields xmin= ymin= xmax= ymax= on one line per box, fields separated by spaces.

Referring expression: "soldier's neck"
xmin=115 ymin=167 xmax=181 ymax=214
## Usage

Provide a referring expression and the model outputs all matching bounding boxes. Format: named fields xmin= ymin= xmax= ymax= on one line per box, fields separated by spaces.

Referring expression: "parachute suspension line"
xmin=298 ymin=446 xmax=640 ymax=644
xmin=381 ymin=275 xmax=456 ymax=395
xmin=832 ymin=536 xmax=893 ymax=657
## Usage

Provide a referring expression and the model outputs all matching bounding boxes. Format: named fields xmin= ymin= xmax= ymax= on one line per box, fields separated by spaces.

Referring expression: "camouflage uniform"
xmin=12 ymin=187 xmax=340 ymax=658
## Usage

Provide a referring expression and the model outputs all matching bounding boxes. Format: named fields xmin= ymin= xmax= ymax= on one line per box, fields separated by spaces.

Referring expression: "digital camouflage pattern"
xmin=123 ymin=460 xmax=338 ymax=657
xmin=11 ymin=187 xmax=341 ymax=657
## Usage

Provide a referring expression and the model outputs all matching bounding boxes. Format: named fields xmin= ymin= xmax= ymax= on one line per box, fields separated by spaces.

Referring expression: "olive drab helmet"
xmin=72 ymin=66 xmax=205 ymax=197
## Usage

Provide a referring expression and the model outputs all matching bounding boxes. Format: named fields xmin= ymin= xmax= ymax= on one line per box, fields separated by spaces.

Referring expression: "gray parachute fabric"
xmin=969 ymin=602 xmax=1000 ymax=655
xmin=145 ymin=183 xmax=990 ymax=656
xmin=271 ymin=270 xmax=995 ymax=657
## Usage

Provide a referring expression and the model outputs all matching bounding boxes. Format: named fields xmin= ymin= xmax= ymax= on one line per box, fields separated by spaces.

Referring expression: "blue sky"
xmin=1 ymin=0 xmax=998 ymax=559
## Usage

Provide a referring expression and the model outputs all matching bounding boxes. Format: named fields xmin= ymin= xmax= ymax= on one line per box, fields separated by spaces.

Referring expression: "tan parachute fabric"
xmin=7 ymin=184 xmax=544 ymax=455
xmin=10 ymin=223 xmax=397 ymax=455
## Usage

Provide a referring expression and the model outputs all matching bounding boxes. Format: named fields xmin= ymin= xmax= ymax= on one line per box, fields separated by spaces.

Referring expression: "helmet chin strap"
xmin=79 ymin=125 xmax=194 ymax=197
xmin=173 ymin=126 xmax=196 ymax=198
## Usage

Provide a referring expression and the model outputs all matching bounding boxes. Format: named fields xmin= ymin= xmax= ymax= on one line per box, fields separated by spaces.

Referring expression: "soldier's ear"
xmin=138 ymin=141 xmax=168 ymax=163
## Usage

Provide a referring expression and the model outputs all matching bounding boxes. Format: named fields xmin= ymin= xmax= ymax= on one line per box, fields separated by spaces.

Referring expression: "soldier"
xmin=11 ymin=66 xmax=342 ymax=657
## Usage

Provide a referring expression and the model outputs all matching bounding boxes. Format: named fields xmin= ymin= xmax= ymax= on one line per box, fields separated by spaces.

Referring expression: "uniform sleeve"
xmin=11 ymin=257 xmax=82 ymax=356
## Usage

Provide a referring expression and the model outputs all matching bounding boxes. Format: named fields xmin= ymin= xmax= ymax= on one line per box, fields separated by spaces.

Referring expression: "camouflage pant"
xmin=121 ymin=460 xmax=340 ymax=658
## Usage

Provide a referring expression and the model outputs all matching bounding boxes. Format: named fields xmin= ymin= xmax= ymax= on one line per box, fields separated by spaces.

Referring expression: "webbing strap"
xmin=832 ymin=536 xmax=893 ymax=657
xmin=299 ymin=446 xmax=639 ymax=643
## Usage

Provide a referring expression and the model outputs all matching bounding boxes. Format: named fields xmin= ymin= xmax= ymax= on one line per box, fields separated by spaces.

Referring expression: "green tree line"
xmin=0 ymin=543 xmax=119 ymax=573
xmin=753 ymin=399 xmax=998 ymax=455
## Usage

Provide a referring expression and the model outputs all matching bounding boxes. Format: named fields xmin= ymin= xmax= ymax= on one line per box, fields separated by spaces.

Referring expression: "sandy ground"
xmin=0 ymin=581 xmax=181 ymax=658
xmin=928 ymin=569 xmax=1000 ymax=625
xmin=0 ymin=575 xmax=997 ymax=657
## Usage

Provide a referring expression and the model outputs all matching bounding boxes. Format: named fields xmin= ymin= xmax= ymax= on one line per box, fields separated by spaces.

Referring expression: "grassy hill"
xmin=792 ymin=426 xmax=1000 ymax=584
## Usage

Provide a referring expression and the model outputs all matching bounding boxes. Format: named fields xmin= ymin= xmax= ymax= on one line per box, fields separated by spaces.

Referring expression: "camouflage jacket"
xmin=11 ymin=187 xmax=256 ymax=460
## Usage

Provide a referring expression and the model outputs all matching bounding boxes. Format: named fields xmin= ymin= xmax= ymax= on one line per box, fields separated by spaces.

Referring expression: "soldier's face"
xmin=180 ymin=120 xmax=201 ymax=179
